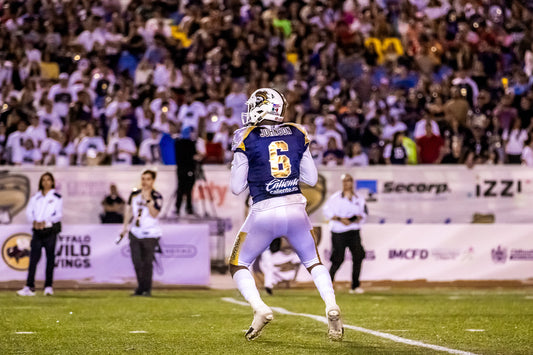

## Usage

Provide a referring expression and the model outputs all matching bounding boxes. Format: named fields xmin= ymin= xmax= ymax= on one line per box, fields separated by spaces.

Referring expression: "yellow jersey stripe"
xmin=310 ymin=228 xmax=322 ymax=264
xmin=237 ymin=126 xmax=256 ymax=152
xmin=285 ymin=123 xmax=310 ymax=145
xmin=229 ymin=232 xmax=247 ymax=266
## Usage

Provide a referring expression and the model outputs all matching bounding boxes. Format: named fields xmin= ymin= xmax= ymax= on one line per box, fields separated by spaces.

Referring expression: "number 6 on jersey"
xmin=269 ymin=140 xmax=291 ymax=178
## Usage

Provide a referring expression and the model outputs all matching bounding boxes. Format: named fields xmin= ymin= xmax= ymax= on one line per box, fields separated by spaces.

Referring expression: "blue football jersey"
xmin=232 ymin=123 xmax=310 ymax=204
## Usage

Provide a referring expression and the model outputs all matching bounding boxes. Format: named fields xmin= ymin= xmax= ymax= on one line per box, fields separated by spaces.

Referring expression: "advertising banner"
xmin=2 ymin=166 xmax=533 ymax=258
xmin=0 ymin=224 xmax=210 ymax=285
xmin=320 ymin=166 xmax=533 ymax=223
xmin=294 ymin=224 xmax=533 ymax=282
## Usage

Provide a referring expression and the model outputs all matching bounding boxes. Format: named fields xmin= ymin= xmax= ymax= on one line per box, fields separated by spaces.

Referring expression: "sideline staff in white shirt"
xmin=17 ymin=172 xmax=63 ymax=297
xmin=121 ymin=170 xmax=163 ymax=296
xmin=323 ymin=173 xmax=367 ymax=294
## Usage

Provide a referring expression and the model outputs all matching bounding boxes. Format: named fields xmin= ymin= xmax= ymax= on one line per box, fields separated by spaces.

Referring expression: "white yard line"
xmin=222 ymin=297 xmax=478 ymax=355
xmin=15 ymin=332 xmax=34 ymax=334
xmin=129 ymin=331 xmax=148 ymax=334
xmin=465 ymin=329 xmax=485 ymax=332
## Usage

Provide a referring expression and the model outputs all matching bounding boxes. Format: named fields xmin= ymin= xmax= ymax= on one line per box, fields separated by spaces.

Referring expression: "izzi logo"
xmin=476 ymin=180 xmax=522 ymax=198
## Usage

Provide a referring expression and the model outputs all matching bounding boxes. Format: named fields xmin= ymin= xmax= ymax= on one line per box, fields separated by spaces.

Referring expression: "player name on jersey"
xmin=259 ymin=127 xmax=292 ymax=138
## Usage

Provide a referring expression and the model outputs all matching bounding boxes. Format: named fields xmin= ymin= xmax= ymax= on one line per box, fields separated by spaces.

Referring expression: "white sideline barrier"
xmin=2 ymin=166 xmax=533 ymax=259
xmin=293 ymin=224 xmax=533 ymax=282
xmin=0 ymin=224 xmax=210 ymax=285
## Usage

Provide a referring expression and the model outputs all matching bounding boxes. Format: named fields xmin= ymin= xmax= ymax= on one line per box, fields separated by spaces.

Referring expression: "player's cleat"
xmin=44 ymin=287 xmax=54 ymax=296
xmin=326 ymin=306 xmax=344 ymax=341
xmin=16 ymin=286 xmax=35 ymax=296
xmin=245 ymin=307 xmax=274 ymax=341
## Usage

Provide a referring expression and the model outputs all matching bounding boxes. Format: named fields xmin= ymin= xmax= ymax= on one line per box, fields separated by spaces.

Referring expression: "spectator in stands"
xmin=322 ymin=137 xmax=345 ymax=167
xmin=0 ymin=0 xmax=532 ymax=168
xmin=107 ymin=125 xmax=137 ymax=166
xmin=444 ymin=87 xmax=470 ymax=128
xmin=417 ymin=122 xmax=444 ymax=164
xmin=344 ymin=142 xmax=369 ymax=167
xmin=139 ymin=128 xmax=162 ymax=165
xmin=382 ymin=114 xmax=408 ymax=142
xmin=77 ymin=122 xmax=106 ymax=166
xmin=5 ymin=119 xmax=28 ymax=165
xmin=37 ymin=100 xmax=63 ymax=131
xmin=521 ymin=136 xmax=533 ymax=166
xmin=502 ymin=118 xmax=528 ymax=164
xmin=383 ymin=131 xmax=407 ymax=165
xmin=47 ymin=73 xmax=74 ymax=122
xmin=0 ymin=122 xmax=5 ymax=164
xmin=16 ymin=138 xmax=42 ymax=166
xmin=100 ymin=184 xmax=125 ymax=224
xmin=441 ymin=137 xmax=464 ymax=164
xmin=177 ymin=91 xmax=207 ymax=133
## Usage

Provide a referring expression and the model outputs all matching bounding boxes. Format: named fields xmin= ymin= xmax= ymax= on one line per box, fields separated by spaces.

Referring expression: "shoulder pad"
xmin=231 ymin=126 xmax=255 ymax=152
xmin=284 ymin=123 xmax=310 ymax=145
xmin=128 ymin=189 xmax=141 ymax=204
xmin=54 ymin=192 xmax=62 ymax=199
xmin=151 ymin=190 xmax=163 ymax=199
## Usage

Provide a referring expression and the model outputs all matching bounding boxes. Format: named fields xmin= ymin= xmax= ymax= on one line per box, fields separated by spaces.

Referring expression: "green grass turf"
xmin=0 ymin=288 xmax=531 ymax=354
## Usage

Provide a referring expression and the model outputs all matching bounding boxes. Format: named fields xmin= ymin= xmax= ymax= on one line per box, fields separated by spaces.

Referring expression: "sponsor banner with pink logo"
xmin=293 ymin=224 xmax=533 ymax=282
xmin=0 ymin=224 xmax=210 ymax=285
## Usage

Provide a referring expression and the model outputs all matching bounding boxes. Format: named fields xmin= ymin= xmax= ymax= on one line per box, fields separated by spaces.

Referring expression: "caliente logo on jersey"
xmin=266 ymin=178 xmax=299 ymax=195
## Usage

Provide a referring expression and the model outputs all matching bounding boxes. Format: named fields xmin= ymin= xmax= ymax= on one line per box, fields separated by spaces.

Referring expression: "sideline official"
xmin=17 ymin=172 xmax=62 ymax=296
xmin=323 ymin=174 xmax=367 ymax=294
xmin=121 ymin=170 xmax=163 ymax=296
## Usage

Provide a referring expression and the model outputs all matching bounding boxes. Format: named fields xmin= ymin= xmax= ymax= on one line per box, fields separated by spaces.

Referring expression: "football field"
xmin=1 ymin=288 xmax=532 ymax=354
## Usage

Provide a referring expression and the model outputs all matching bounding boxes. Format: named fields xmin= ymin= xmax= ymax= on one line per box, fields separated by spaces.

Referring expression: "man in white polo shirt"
xmin=323 ymin=173 xmax=367 ymax=294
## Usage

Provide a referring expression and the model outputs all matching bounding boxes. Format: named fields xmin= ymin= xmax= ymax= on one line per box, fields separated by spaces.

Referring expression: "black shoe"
xmin=265 ymin=287 xmax=273 ymax=295
xmin=130 ymin=289 xmax=143 ymax=296
xmin=142 ymin=291 xmax=151 ymax=297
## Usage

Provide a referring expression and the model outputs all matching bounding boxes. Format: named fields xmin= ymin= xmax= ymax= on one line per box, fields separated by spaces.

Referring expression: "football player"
xmin=229 ymin=88 xmax=343 ymax=341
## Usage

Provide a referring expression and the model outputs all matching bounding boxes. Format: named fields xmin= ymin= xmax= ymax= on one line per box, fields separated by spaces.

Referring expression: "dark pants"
xmin=129 ymin=233 xmax=159 ymax=294
xmin=507 ymin=154 xmax=522 ymax=164
xmin=176 ymin=169 xmax=195 ymax=214
xmin=329 ymin=230 xmax=365 ymax=289
xmin=26 ymin=230 xmax=58 ymax=289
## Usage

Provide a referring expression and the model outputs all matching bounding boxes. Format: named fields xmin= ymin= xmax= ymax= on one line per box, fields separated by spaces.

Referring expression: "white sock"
xmin=311 ymin=264 xmax=337 ymax=310
xmin=233 ymin=268 xmax=268 ymax=311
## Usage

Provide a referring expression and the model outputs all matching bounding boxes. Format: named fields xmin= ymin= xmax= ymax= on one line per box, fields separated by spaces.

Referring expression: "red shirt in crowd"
xmin=417 ymin=134 xmax=444 ymax=164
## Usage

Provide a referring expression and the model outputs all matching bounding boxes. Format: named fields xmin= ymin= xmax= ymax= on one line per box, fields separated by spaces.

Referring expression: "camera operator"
xmin=174 ymin=127 xmax=204 ymax=216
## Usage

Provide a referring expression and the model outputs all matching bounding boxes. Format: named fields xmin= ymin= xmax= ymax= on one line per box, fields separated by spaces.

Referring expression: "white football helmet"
xmin=241 ymin=88 xmax=287 ymax=126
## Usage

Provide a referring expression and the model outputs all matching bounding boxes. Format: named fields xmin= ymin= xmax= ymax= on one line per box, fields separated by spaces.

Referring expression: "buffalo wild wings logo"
xmin=2 ymin=233 xmax=32 ymax=271
xmin=0 ymin=171 xmax=31 ymax=224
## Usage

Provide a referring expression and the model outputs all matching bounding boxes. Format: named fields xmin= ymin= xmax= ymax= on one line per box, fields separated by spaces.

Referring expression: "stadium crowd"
xmin=1 ymin=0 xmax=533 ymax=167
